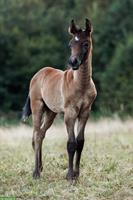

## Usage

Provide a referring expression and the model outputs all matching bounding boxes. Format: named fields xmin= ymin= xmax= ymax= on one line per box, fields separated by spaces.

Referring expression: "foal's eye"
xmin=83 ymin=43 xmax=89 ymax=48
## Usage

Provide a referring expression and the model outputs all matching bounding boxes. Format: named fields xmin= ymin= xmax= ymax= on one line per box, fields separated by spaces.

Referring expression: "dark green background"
xmin=0 ymin=0 xmax=133 ymax=118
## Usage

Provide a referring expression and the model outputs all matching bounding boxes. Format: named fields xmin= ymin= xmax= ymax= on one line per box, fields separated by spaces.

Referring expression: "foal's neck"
xmin=74 ymin=52 xmax=92 ymax=89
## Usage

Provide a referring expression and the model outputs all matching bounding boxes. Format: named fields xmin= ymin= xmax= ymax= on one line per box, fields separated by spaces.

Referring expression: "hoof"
xmin=32 ymin=170 xmax=40 ymax=179
xmin=74 ymin=170 xmax=79 ymax=178
xmin=66 ymin=171 xmax=75 ymax=181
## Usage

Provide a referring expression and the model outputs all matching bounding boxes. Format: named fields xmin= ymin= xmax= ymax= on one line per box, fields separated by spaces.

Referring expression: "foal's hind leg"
xmin=31 ymin=99 xmax=44 ymax=179
xmin=41 ymin=109 xmax=56 ymax=136
xmin=39 ymin=109 xmax=56 ymax=171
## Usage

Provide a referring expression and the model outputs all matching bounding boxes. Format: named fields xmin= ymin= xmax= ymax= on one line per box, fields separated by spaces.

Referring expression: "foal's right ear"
xmin=68 ymin=20 xmax=78 ymax=35
xmin=85 ymin=18 xmax=93 ymax=35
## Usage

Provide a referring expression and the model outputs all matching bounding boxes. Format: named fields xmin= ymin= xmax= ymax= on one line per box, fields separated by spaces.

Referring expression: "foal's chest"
xmin=75 ymin=84 xmax=97 ymax=111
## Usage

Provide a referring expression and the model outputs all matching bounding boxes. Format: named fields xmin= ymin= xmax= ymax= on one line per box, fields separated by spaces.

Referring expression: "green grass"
xmin=0 ymin=122 xmax=133 ymax=200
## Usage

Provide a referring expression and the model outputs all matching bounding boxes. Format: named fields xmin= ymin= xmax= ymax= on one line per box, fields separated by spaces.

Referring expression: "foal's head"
xmin=68 ymin=19 xmax=92 ymax=70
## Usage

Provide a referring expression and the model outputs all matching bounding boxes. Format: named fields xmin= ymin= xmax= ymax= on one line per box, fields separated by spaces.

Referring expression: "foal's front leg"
xmin=74 ymin=113 xmax=89 ymax=178
xmin=64 ymin=111 xmax=77 ymax=180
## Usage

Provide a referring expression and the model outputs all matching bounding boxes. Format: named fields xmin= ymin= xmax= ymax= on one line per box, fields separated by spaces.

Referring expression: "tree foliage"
xmin=0 ymin=0 xmax=132 ymax=116
xmin=93 ymin=0 xmax=133 ymax=115
xmin=100 ymin=35 xmax=133 ymax=115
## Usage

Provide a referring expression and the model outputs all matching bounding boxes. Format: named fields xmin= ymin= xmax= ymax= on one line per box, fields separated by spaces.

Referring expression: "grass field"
xmin=0 ymin=118 xmax=133 ymax=200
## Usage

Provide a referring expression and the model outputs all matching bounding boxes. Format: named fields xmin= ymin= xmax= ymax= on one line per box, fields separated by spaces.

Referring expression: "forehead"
xmin=71 ymin=30 xmax=90 ymax=43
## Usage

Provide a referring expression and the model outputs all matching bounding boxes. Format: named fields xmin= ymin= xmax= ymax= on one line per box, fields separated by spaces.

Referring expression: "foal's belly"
xmin=42 ymin=90 xmax=64 ymax=113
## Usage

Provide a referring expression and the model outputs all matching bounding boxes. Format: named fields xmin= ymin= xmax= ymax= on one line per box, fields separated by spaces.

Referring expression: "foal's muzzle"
xmin=68 ymin=57 xmax=81 ymax=70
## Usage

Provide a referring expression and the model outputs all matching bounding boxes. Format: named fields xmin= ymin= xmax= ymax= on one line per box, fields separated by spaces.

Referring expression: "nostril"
xmin=68 ymin=57 xmax=80 ymax=67
xmin=68 ymin=58 xmax=76 ymax=66
xmin=72 ymin=58 xmax=78 ymax=66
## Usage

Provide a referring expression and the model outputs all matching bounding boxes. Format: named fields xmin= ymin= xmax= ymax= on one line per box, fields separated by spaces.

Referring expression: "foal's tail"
xmin=21 ymin=95 xmax=31 ymax=122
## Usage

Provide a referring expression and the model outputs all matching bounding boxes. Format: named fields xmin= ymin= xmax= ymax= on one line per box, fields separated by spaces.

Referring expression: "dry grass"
xmin=0 ymin=117 xmax=133 ymax=200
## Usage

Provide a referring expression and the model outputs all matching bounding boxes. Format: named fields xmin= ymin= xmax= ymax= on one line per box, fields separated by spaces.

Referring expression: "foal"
xmin=22 ymin=19 xmax=97 ymax=180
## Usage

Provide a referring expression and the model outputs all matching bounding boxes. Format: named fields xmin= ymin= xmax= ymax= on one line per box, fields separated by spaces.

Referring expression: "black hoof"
xmin=66 ymin=171 xmax=75 ymax=181
xmin=74 ymin=170 xmax=79 ymax=178
xmin=32 ymin=170 xmax=40 ymax=179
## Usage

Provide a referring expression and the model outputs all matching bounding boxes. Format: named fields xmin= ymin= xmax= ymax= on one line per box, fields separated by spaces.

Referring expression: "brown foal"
xmin=22 ymin=19 xmax=97 ymax=180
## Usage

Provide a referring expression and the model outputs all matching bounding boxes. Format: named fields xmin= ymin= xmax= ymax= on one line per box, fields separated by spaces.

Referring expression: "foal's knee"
xmin=76 ymin=138 xmax=84 ymax=152
xmin=67 ymin=140 xmax=77 ymax=154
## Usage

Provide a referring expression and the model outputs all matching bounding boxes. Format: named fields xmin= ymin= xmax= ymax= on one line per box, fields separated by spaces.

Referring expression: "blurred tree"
xmin=0 ymin=0 xmax=132 ymax=117
xmin=93 ymin=0 xmax=133 ymax=115
xmin=100 ymin=35 xmax=133 ymax=115
xmin=0 ymin=0 xmax=68 ymax=112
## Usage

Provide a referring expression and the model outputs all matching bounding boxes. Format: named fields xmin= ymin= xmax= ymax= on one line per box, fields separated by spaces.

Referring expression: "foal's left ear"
xmin=68 ymin=19 xmax=78 ymax=35
xmin=85 ymin=18 xmax=93 ymax=35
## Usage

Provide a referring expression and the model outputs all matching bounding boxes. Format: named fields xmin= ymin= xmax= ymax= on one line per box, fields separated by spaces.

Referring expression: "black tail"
xmin=21 ymin=95 xmax=31 ymax=122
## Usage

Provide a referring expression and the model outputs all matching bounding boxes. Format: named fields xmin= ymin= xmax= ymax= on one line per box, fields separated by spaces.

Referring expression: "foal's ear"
xmin=85 ymin=18 xmax=93 ymax=35
xmin=68 ymin=19 xmax=78 ymax=35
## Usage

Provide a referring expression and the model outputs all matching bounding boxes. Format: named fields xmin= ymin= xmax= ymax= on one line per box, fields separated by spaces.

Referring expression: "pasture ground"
xmin=0 ymin=118 xmax=133 ymax=200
